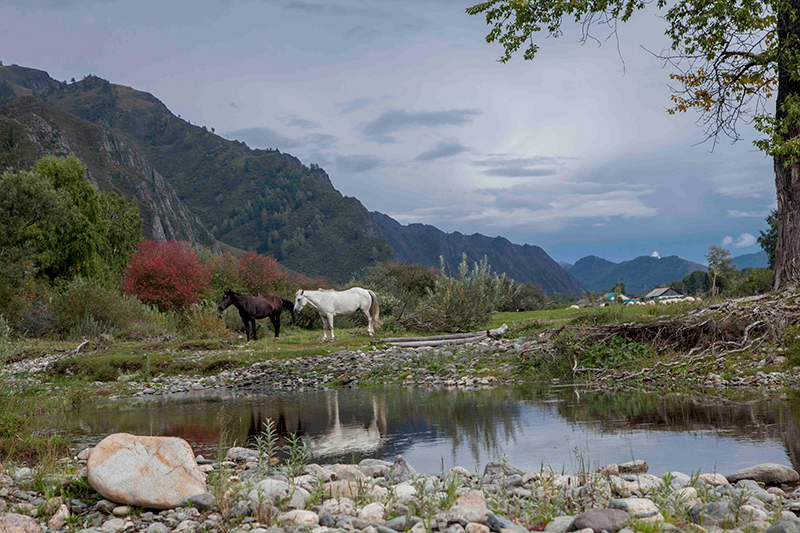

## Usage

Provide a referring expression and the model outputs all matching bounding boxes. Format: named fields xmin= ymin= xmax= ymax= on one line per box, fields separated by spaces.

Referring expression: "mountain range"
xmin=562 ymin=255 xmax=708 ymax=294
xmin=0 ymin=63 xmax=578 ymax=292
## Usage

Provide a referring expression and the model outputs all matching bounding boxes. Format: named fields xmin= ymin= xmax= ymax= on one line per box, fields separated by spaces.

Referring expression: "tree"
xmin=705 ymin=245 xmax=736 ymax=297
xmin=612 ymin=282 xmax=626 ymax=295
xmin=758 ymin=208 xmax=778 ymax=269
xmin=122 ymin=240 xmax=211 ymax=311
xmin=466 ymin=0 xmax=800 ymax=290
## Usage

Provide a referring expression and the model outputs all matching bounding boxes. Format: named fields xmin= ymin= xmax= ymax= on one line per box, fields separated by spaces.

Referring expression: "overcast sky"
xmin=1 ymin=0 xmax=776 ymax=264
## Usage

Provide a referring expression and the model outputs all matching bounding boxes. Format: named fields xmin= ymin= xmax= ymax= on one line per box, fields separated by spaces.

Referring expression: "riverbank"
xmin=2 ymin=438 xmax=800 ymax=533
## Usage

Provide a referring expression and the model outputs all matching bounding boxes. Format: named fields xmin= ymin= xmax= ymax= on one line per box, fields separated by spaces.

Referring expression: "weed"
xmin=255 ymin=418 xmax=278 ymax=478
xmin=282 ymin=432 xmax=309 ymax=479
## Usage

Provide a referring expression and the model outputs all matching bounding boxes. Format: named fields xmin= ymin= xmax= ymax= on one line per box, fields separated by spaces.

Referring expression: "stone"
xmin=279 ymin=510 xmax=320 ymax=526
xmin=598 ymin=464 xmax=619 ymax=476
xmin=482 ymin=462 xmax=525 ymax=483
xmin=226 ymin=447 xmax=260 ymax=462
xmin=77 ymin=447 xmax=94 ymax=461
xmin=455 ymin=490 xmax=485 ymax=507
xmin=689 ymin=501 xmax=737 ymax=527
xmin=727 ymin=463 xmax=800 ymax=485
xmin=486 ymin=513 xmax=526 ymax=533
xmin=572 ymin=508 xmax=629 ymax=532
xmin=676 ymin=487 xmax=697 ymax=499
xmin=324 ymin=480 xmax=362 ymax=500
xmin=174 ymin=520 xmax=199 ymax=533
xmin=446 ymin=525 xmax=465 ymax=533
xmin=766 ymin=516 xmax=800 ymax=533
xmin=248 ymin=479 xmax=310 ymax=509
xmin=665 ymin=471 xmax=691 ymax=489
xmin=359 ymin=502 xmax=386 ymax=521
xmin=306 ymin=464 xmax=335 ymax=481
xmin=466 ymin=523 xmax=490 ymax=533
xmin=146 ymin=524 xmax=171 ymax=533
xmin=183 ymin=492 xmax=216 ymax=510
xmin=698 ymin=473 xmax=728 ymax=486
xmin=359 ymin=459 xmax=392 ymax=478
xmin=449 ymin=467 xmax=473 ymax=480
xmin=386 ymin=516 xmax=422 ymax=531
xmin=734 ymin=479 xmax=776 ymax=503
xmin=608 ymin=498 xmax=659 ymax=518
xmin=101 ymin=518 xmax=126 ymax=532
xmin=112 ymin=505 xmax=133 ymax=516
xmin=388 ymin=456 xmax=418 ymax=483
xmin=543 ymin=516 xmax=574 ymax=533
xmin=87 ymin=433 xmax=206 ymax=509
xmin=0 ymin=512 xmax=40 ymax=533
xmin=618 ymin=460 xmax=648 ymax=474
xmin=441 ymin=505 xmax=490 ymax=525
xmin=334 ymin=465 xmax=368 ymax=481
xmin=12 ymin=468 xmax=34 ymax=482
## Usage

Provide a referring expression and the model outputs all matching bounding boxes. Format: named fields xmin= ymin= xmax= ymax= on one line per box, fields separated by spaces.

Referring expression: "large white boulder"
xmin=87 ymin=433 xmax=206 ymax=509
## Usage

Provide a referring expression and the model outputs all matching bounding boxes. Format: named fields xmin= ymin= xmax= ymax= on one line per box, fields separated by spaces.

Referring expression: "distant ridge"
xmin=732 ymin=250 xmax=769 ymax=269
xmin=569 ymin=254 xmax=707 ymax=294
xmin=371 ymin=212 xmax=584 ymax=296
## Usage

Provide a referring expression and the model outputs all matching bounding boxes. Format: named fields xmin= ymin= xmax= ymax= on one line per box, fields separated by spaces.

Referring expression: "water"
xmin=54 ymin=385 xmax=800 ymax=476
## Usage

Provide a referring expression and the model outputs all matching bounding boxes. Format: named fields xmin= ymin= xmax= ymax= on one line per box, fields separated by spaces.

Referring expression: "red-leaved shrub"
xmin=122 ymin=240 xmax=211 ymax=311
xmin=237 ymin=251 xmax=287 ymax=295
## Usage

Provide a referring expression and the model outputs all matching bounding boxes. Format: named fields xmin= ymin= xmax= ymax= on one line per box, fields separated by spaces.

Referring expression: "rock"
xmin=677 ymin=487 xmax=697 ymax=499
xmin=665 ymin=471 xmax=691 ymax=489
xmin=441 ymin=505 xmax=490 ymax=525
xmin=174 ymin=520 xmax=199 ymax=533
xmin=101 ymin=518 xmax=126 ymax=532
xmin=608 ymin=498 xmax=659 ymax=518
xmin=226 ymin=447 xmax=260 ymax=462
xmin=449 ymin=467 xmax=473 ymax=480
xmin=306 ymin=464 xmax=335 ymax=481
xmin=455 ymin=490 xmax=485 ymax=507
xmin=386 ymin=516 xmax=422 ymax=531
xmin=482 ymin=462 xmax=525 ymax=483
xmin=618 ymin=460 xmax=648 ymax=474
xmin=12 ymin=468 xmax=34 ymax=482
xmin=334 ymin=464 xmax=368 ymax=481
xmin=77 ymin=447 xmax=94 ymax=461
xmin=486 ymin=513 xmax=526 ymax=533
xmin=766 ymin=516 xmax=800 ymax=533
xmin=359 ymin=459 xmax=392 ymax=478
xmin=689 ymin=501 xmax=737 ymax=527
xmin=572 ymin=508 xmax=629 ymax=532
xmin=0 ymin=512 xmax=40 ymax=533
xmin=698 ymin=473 xmax=728 ymax=486
xmin=598 ymin=464 xmax=619 ymax=476
xmin=248 ymin=479 xmax=310 ymax=509
xmin=543 ymin=516 xmax=574 ymax=533
xmin=279 ymin=509 xmax=320 ymax=526
xmin=727 ymin=463 xmax=800 ymax=485
xmin=466 ymin=523 xmax=490 ymax=533
xmin=324 ymin=480 xmax=362 ymax=500
xmin=183 ymin=492 xmax=216 ymax=510
xmin=112 ymin=505 xmax=133 ymax=516
xmin=388 ymin=456 xmax=418 ymax=483
xmin=87 ymin=433 xmax=206 ymax=509
xmin=734 ymin=479 xmax=776 ymax=503
xmin=359 ymin=502 xmax=386 ymax=521
xmin=146 ymin=524 xmax=171 ymax=533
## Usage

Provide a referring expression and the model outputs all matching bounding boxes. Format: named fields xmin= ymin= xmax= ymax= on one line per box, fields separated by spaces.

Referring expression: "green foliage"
xmin=180 ymin=302 xmax=231 ymax=340
xmin=580 ymin=336 xmax=652 ymax=368
xmin=705 ymin=245 xmax=736 ymax=297
xmin=670 ymin=270 xmax=711 ymax=296
xmin=353 ymin=260 xmax=438 ymax=316
xmin=758 ymin=209 xmax=778 ymax=270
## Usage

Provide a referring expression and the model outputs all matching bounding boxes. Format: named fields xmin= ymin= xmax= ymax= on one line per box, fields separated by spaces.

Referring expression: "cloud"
xmin=335 ymin=154 xmax=385 ymax=173
xmin=727 ymin=209 xmax=770 ymax=218
xmin=472 ymin=154 xmax=575 ymax=178
xmin=279 ymin=114 xmax=320 ymax=130
xmin=362 ymin=109 xmax=480 ymax=143
xmin=229 ymin=102 xmax=238 ymax=109
xmin=338 ymin=97 xmax=379 ymax=114
xmin=414 ymin=142 xmax=467 ymax=162
xmin=708 ymin=167 xmax=774 ymax=198
xmin=722 ymin=233 xmax=757 ymax=248
xmin=344 ymin=25 xmax=381 ymax=40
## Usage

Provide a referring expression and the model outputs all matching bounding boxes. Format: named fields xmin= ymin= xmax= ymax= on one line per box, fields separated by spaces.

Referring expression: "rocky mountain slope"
xmin=372 ymin=212 xmax=584 ymax=296
xmin=0 ymin=65 xmax=392 ymax=281
xmin=733 ymin=250 xmax=769 ymax=269
xmin=568 ymin=254 xmax=708 ymax=294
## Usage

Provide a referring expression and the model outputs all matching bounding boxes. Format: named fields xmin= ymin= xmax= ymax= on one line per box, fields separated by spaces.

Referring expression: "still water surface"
xmin=56 ymin=386 xmax=800 ymax=475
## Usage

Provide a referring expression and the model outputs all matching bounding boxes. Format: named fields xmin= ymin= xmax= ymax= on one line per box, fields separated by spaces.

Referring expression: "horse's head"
xmin=219 ymin=290 xmax=234 ymax=312
xmin=294 ymin=289 xmax=307 ymax=314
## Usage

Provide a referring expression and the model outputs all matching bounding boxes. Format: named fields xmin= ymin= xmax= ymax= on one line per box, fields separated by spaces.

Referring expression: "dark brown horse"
xmin=218 ymin=290 xmax=295 ymax=341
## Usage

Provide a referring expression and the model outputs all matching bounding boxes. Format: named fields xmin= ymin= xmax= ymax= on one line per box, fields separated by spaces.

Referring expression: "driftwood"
xmin=378 ymin=324 xmax=508 ymax=348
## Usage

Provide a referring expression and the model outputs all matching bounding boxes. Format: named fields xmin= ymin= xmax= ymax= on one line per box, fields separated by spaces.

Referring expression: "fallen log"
xmin=377 ymin=324 xmax=508 ymax=348
xmin=388 ymin=335 xmax=489 ymax=348
xmin=377 ymin=331 xmax=487 ymax=343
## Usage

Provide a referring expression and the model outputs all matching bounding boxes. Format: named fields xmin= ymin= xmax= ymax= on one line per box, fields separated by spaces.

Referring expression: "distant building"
xmin=644 ymin=287 xmax=684 ymax=300
xmin=600 ymin=292 xmax=635 ymax=304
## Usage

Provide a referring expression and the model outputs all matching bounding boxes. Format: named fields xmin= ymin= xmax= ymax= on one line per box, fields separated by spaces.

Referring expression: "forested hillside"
xmin=0 ymin=65 xmax=392 ymax=281
xmin=570 ymin=254 xmax=708 ymax=294
xmin=372 ymin=212 xmax=584 ymax=296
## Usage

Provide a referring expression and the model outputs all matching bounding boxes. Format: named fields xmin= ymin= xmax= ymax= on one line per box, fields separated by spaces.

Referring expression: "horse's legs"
xmin=327 ymin=313 xmax=335 ymax=341
xmin=271 ymin=314 xmax=280 ymax=339
xmin=251 ymin=318 xmax=258 ymax=341
xmin=319 ymin=313 xmax=328 ymax=341
xmin=361 ymin=306 xmax=374 ymax=336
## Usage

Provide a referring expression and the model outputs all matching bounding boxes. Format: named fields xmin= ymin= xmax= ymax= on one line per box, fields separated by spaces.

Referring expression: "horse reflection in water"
xmin=304 ymin=391 xmax=387 ymax=457
xmin=246 ymin=392 xmax=387 ymax=459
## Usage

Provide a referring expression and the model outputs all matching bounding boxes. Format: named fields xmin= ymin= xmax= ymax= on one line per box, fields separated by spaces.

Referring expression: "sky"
xmin=0 ymin=0 xmax=777 ymax=265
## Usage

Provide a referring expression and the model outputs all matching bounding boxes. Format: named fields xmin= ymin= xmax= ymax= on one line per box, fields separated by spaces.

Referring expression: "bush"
xmin=237 ymin=251 xmax=288 ymax=295
xmin=4 ymin=277 xmax=56 ymax=336
xmin=181 ymin=303 xmax=231 ymax=340
xmin=122 ymin=240 xmax=211 ymax=311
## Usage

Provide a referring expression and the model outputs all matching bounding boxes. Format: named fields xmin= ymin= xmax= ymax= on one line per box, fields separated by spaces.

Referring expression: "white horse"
xmin=293 ymin=287 xmax=380 ymax=341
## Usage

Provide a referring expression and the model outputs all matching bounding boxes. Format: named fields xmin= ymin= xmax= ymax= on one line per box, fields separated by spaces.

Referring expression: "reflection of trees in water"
xmin=58 ymin=387 xmax=524 ymax=464
xmin=522 ymin=387 xmax=800 ymax=472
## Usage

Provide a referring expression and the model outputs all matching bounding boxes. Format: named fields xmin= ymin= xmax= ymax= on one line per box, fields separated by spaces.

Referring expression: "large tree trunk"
xmin=773 ymin=1 xmax=800 ymax=290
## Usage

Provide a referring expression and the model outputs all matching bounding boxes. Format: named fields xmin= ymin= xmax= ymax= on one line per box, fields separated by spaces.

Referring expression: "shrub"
xmin=122 ymin=240 xmax=211 ymax=311
xmin=56 ymin=277 xmax=147 ymax=337
xmin=237 ymin=251 xmax=288 ymax=295
xmin=181 ymin=303 xmax=231 ymax=340
xmin=4 ymin=277 xmax=56 ymax=336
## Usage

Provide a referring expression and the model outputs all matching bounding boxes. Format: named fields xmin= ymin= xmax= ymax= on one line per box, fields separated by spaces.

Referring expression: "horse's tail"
xmin=367 ymin=289 xmax=381 ymax=328
xmin=281 ymin=298 xmax=296 ymax=325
